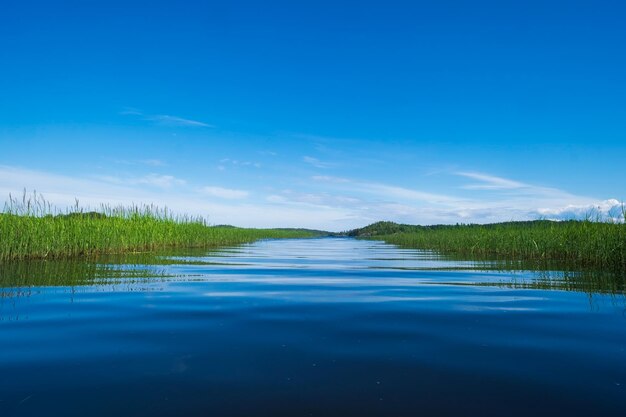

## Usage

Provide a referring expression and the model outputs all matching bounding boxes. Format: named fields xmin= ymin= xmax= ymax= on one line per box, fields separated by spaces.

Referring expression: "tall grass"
xmin=0 ymin=191 xmax=319 ymax=261
xmin=350 ymin=219 xmax=626 ymax=272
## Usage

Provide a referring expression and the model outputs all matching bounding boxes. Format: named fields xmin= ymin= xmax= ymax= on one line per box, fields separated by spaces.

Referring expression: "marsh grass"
xmin=0 ymin=191 xmax=319 ymax=261
xmin=349 ymin=218 xmax=626 ymax=272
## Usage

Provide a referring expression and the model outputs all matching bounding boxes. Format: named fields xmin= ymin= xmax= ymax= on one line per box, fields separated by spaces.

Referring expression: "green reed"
xmin=0 ymin=191 xmax=319 ymax=261
xmin=350 ymin=219 xmax=626 ymax=272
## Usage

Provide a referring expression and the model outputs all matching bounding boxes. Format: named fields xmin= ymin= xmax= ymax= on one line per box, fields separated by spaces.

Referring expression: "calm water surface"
xmin=1 ymin=238 xmax=625 ymax=416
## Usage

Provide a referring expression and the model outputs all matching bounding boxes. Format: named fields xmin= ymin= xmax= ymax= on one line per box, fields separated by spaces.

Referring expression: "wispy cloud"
xmin=456 ymin=172 xmax=526 ymax=190
xmin=312 ymin=175 xmax=461 ymax=205
xmin=303 ymin=156 xmax=334 ymax=169
xmin=136 ymin=174 xmax=186 ymax=188
xmin=148 ymin=115 xmax=213 ymax=128
xmin=219 ymin=158 xmax=261 ymax=169
xmin=266 ymin=190 xmax=361 ymax=208
xmin=454 ymin=171 xmax=589 ymax=204
xmin=121 ymin=108 xmax=213 ymax=128
xmin=311 ymin=175 xmax=350 ymax=183
xmin=200 ymin=186 xmax=249 ymax=200
xmin=359 ymin=183 xmax=462 ymax=205
xmin=98 ymin=173 xmax=186 ymax=189
xmin=309 ymin=171 xmax=620 ymax=225
xmin=141 ymin=159 xmax=166 ymax=167
xmin=113 ymin=159 xmax=167 ymax=167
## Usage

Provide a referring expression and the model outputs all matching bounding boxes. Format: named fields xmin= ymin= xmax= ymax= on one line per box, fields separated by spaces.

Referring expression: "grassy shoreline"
xmin=3 ymin=193 xmax=625 ymax=271
xmin=0 ymin=196 xmax=321 ymax=261
xmin=346 ymin=220 xmax=626 ymax=272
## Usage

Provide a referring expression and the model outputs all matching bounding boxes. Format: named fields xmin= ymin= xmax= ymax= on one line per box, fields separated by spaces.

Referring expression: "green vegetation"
xmin=346 ymin=219 xmax=626 ymax=272
xmin=0 ymin=192 xmax=322 ymax=261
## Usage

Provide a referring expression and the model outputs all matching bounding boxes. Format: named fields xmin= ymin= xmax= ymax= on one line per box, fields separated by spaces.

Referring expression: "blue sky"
xmin=1 ymin=1 xmax=624 ymax=230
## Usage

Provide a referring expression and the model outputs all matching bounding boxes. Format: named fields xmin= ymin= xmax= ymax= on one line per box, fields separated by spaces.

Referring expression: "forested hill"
xmin=343 ymin=220 xmax=582 ymax=237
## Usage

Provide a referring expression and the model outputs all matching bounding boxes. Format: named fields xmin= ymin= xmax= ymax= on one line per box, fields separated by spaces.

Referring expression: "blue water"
xmin=1 ymin=238 xmax=625 ymax=416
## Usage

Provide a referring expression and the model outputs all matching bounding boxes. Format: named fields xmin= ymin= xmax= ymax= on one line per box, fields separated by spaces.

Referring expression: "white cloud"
xmin=455 ymin=171 xmax=581 ymax=203
xmin=303 ymin=156 xmax=334 ymax=169
xmin=359 ymin=183 xmax=462 ymax=205
xmin=200 ymin=186 xmax=249 ymax=200
xmin=534 ymin=199 xmax=625 ymax=222
xmin=265 ymin=190 xmax=362 ymax=208
xmin=98 ymin=174 xmax=186 ymax=189
xmin=112 ymin=159 xmax=167 ymax=167
xmin=312 ymin=175 xmax=350 ymax=183
xmin=121 ymin=108 xmax=213 ymax=128
xmin=312 ymin=175 xmax=462 ymax=206
xmin=219 ymin=158 xmax=262 ymax=169
xmin=0 ymin=166 xmax=160 ymax=209
xmin=457 ymin=171 xmax=526 ymax=190
xmin=137 ymin=174 xmax=186 ymax=189
xmin=149 ymin=115 xmax=213 ymax=128
xmin=141 ymin=159 xmax=166 ymax=167
xmin=309 ymin=172 xmax=619 ymax=226
xmin=266 ymin=194 xmax=287 ymax=203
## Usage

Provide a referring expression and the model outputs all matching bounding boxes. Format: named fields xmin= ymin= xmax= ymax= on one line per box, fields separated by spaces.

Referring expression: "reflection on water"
xmin=2 ymin=240 xmax=623 ymax=298
xmin=0 ymin=238 xmax=625 ymax=416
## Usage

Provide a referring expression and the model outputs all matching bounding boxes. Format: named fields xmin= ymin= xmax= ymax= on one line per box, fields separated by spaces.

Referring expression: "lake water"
xmin=1 ymin=237 xmax=625 ymax=416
